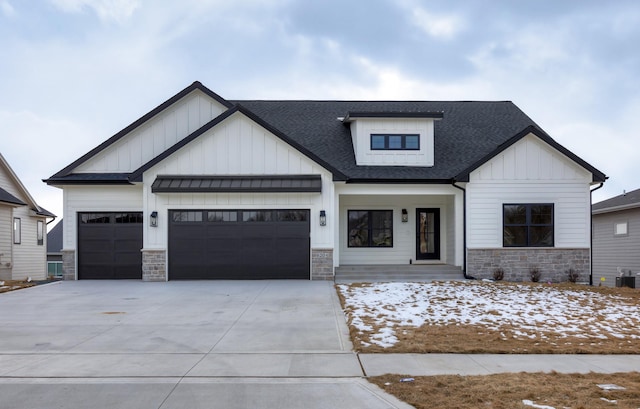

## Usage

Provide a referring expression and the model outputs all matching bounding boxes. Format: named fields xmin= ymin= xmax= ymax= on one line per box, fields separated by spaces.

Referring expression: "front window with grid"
xmin=348 ymin=210 xmax=393 ymax=247
xmin=503 ymin=204 xmax=554 ymax=247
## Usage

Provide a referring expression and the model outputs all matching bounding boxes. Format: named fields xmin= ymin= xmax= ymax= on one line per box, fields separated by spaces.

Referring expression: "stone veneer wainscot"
xmin=311 ymin=248 xmax=334 ymax=280
xmin=61 ymin=249 xmax=76 ymax=280
xmin=467 ymin=248 xmax=590 ymax=283
xmin=142 ymin=250 xmax=167 ymax=282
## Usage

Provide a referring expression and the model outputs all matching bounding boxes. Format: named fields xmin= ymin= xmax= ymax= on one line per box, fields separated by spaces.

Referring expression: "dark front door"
xmin=416 ymin=208 xmax=440 ymax=260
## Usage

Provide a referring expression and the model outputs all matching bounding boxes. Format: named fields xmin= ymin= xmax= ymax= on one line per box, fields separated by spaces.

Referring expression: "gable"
xmin=0 ymin=154 xmax=34 ymax=207
xmin=75 ymin=89 xmax=229 ymax=174
xmin=143 ymin=111 xmax=333 ymax=179
xmin=470 ymin=133 xmax=591 ymax=183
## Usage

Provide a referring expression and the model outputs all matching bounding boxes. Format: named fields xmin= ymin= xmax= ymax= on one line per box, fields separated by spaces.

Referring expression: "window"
xmin=208 ymin=211 xmax=238 ymax=222
xmin=47 ymin=261 xmax=63 ymax=278
xmin=37 ymin=220 xmax=44 ymax=245
xmin=370 ymin=134 xmax=420 ymax=150
xmin=348 ymin=210 xmax=393 ymax=247
xmin=13 ymin=218 xmax=21 ymax=244
xmin=615 ymin=222 xmax=628 ymax=236
xmin=80 ymin=213 xmax=111 ymax=224
xmin=115 ymin=213 xmax=143 ymax=224
xmin=276 ymin=210 xmax=308 ymax=222
xmin=172 ymin=211 xmax=203 ymax=223
xmin=503 ymin=204 xmax=553 ymax=247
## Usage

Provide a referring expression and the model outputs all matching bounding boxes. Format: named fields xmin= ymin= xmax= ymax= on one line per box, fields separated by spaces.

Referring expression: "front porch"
xmin=334 ymin=263 xmax=464 ymax=283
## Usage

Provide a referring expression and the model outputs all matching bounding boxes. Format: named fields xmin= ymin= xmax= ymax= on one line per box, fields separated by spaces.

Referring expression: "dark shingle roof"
xmin=232 ymin=100 xmax=532 ymax=180
xmin=593 ymin=188 xmax=640 ymax=213
xmin=0 ymin=187 xmax=26 ymax=205
xmin=45 ymin=82 xmax=607 ymax=185
xmin=47 ymin=219 xmax=63 ymax=254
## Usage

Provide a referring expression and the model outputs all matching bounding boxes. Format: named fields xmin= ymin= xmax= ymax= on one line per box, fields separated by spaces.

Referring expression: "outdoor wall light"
xmin=319 ymin=210 xmax=327 ymax=226
xmin=401 ymin=209 xmax=408 ymax=223
xmin=150 ymin=211 xmax=158 ymax=227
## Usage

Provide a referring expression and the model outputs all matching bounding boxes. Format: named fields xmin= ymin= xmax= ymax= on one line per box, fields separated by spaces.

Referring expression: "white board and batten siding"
xmin=349 ymin=118 xmax=435 ymax=167
xmin=466 ymin=133 xmax=592 ymax=249
xmin=62 ymin=185 xmax=143 ymax=250
xmin=143 ymin=112 xmax=335 ymax=249
xmin=75 ymin=90 xmax=228 ymax=173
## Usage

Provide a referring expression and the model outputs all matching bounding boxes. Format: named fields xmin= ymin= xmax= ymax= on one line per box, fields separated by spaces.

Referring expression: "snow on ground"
xmin=337 ymin=281 xmax=640 ymax=348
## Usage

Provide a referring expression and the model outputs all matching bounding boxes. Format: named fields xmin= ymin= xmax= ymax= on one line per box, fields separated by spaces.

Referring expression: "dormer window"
xmin=343 ymin=111 xmax=442 ymax=167
xmin=371 ymin=134 xmax=420 ymax=151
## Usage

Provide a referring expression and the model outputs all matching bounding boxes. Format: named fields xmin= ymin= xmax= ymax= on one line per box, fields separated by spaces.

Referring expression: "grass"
xmin=370 ymin=372 xmax=640 ymax=409
xmin=0 ymin=279 xmax=36 ymax=293
xmin=339 ymin=281 xmax=640 ymax=408
xmin=337 ymin=281 xmax=640 ymax=354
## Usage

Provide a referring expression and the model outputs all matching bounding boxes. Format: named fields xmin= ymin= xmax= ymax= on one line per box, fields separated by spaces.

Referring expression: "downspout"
xmin=451 ymin=180 xmax=471 ymax=279
xmin=589 ymin=182 xmax=604 ymax=286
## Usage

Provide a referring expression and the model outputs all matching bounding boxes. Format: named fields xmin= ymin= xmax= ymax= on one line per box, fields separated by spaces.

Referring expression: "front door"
xmin=416 ymin=208 xmax=440 ymax=260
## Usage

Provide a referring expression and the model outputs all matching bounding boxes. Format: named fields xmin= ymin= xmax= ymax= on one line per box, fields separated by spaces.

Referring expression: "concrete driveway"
xmin=0 ymin=280 xmax=411 ymax=409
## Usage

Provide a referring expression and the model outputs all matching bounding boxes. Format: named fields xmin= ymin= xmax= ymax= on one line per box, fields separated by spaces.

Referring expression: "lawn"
xmin=339 ymin=281 xmax=640 ymax=408
xmin=369 ymin=371 xmax=640 ymax=409
xmin=0 ymin=279 xmax=35 ymax=293
xmin=337 ymin=281 xmax=640 ymax=354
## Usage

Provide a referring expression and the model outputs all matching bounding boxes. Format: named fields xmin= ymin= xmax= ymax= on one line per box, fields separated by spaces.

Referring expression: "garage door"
xmin=77 ymin=212 xmax=143 ymax=279
xmin=169 ymin=210 xmax=310 ymax=280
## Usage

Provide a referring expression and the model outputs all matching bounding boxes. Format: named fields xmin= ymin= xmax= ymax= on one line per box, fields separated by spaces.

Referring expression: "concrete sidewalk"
xmin=359 ymin=353 xmax=640 ymax=376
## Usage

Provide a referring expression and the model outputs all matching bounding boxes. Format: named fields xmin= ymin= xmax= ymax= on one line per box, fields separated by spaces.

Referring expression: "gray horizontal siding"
xmin=592 ymin=208 xmax=640 ymax=287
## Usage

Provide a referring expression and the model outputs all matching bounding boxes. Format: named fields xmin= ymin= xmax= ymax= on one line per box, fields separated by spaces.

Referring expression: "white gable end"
xmin=142 ymin=112 xmax=334 ymax=250
xmin=75 ymin=90 xmax=228 ymax=173
xmin=467 ymin=133 xmax=593 ymax=249
xmin=146 ymin=112 xmax=330 ymax=177
xmin=471 ymin=133 xmax=590 ymax=183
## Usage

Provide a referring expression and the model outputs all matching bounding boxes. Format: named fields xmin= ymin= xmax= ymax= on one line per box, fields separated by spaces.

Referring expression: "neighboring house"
xmin=592 ymin=189 xmax=640 ymax=287
xmin=47 ymin=219 xmax=64 ymax=278
xmin=1 ymin=153 xmax=55 ymax=281
xmin=44 ymin=81 xmax=606 ymax=282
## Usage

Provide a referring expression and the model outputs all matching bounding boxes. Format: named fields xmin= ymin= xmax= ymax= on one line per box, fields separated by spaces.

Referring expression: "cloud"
xmin=0 ymin=110 xmax=100 ymax=219
xmin=0 ymin=0 xmax=15 ymax=17
xmin=49 ymin=0 xmax=140 ymax=23
xmin=409 ymin=6 xmax=464 ymax=39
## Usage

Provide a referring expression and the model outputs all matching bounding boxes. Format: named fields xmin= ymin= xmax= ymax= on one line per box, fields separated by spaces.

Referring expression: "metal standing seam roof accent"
xmin=151 ymin=175 xmax=323 ymax=193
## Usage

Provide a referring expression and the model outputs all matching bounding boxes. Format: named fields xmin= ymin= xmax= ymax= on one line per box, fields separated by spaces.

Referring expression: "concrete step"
xmin=334 ymin=264 xmax=464 ymax=283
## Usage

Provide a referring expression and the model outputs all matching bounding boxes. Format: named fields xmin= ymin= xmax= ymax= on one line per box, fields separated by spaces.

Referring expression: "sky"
xmin=1 ymin=0 xmax=639 ymax=224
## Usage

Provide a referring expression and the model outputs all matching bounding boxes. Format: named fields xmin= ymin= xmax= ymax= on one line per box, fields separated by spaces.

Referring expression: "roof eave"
xmin=592 ymin=202 xmax=640 ymax=215
xmin=454 ymin=125 xmax=608 ymax=183
xmin=345 ymin=178 xmax=452 ymax=184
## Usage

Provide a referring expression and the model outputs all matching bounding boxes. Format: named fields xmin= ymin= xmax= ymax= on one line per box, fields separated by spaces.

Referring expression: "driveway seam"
xmin=157 ymin=282 xmax=271 ymax=408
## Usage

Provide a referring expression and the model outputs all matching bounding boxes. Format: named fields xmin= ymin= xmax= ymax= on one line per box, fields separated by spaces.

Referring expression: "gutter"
xmin=589 ymin=182 xmax=605 ymax=286
xmin=451 ymin=180 xmax=472 ymax=279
